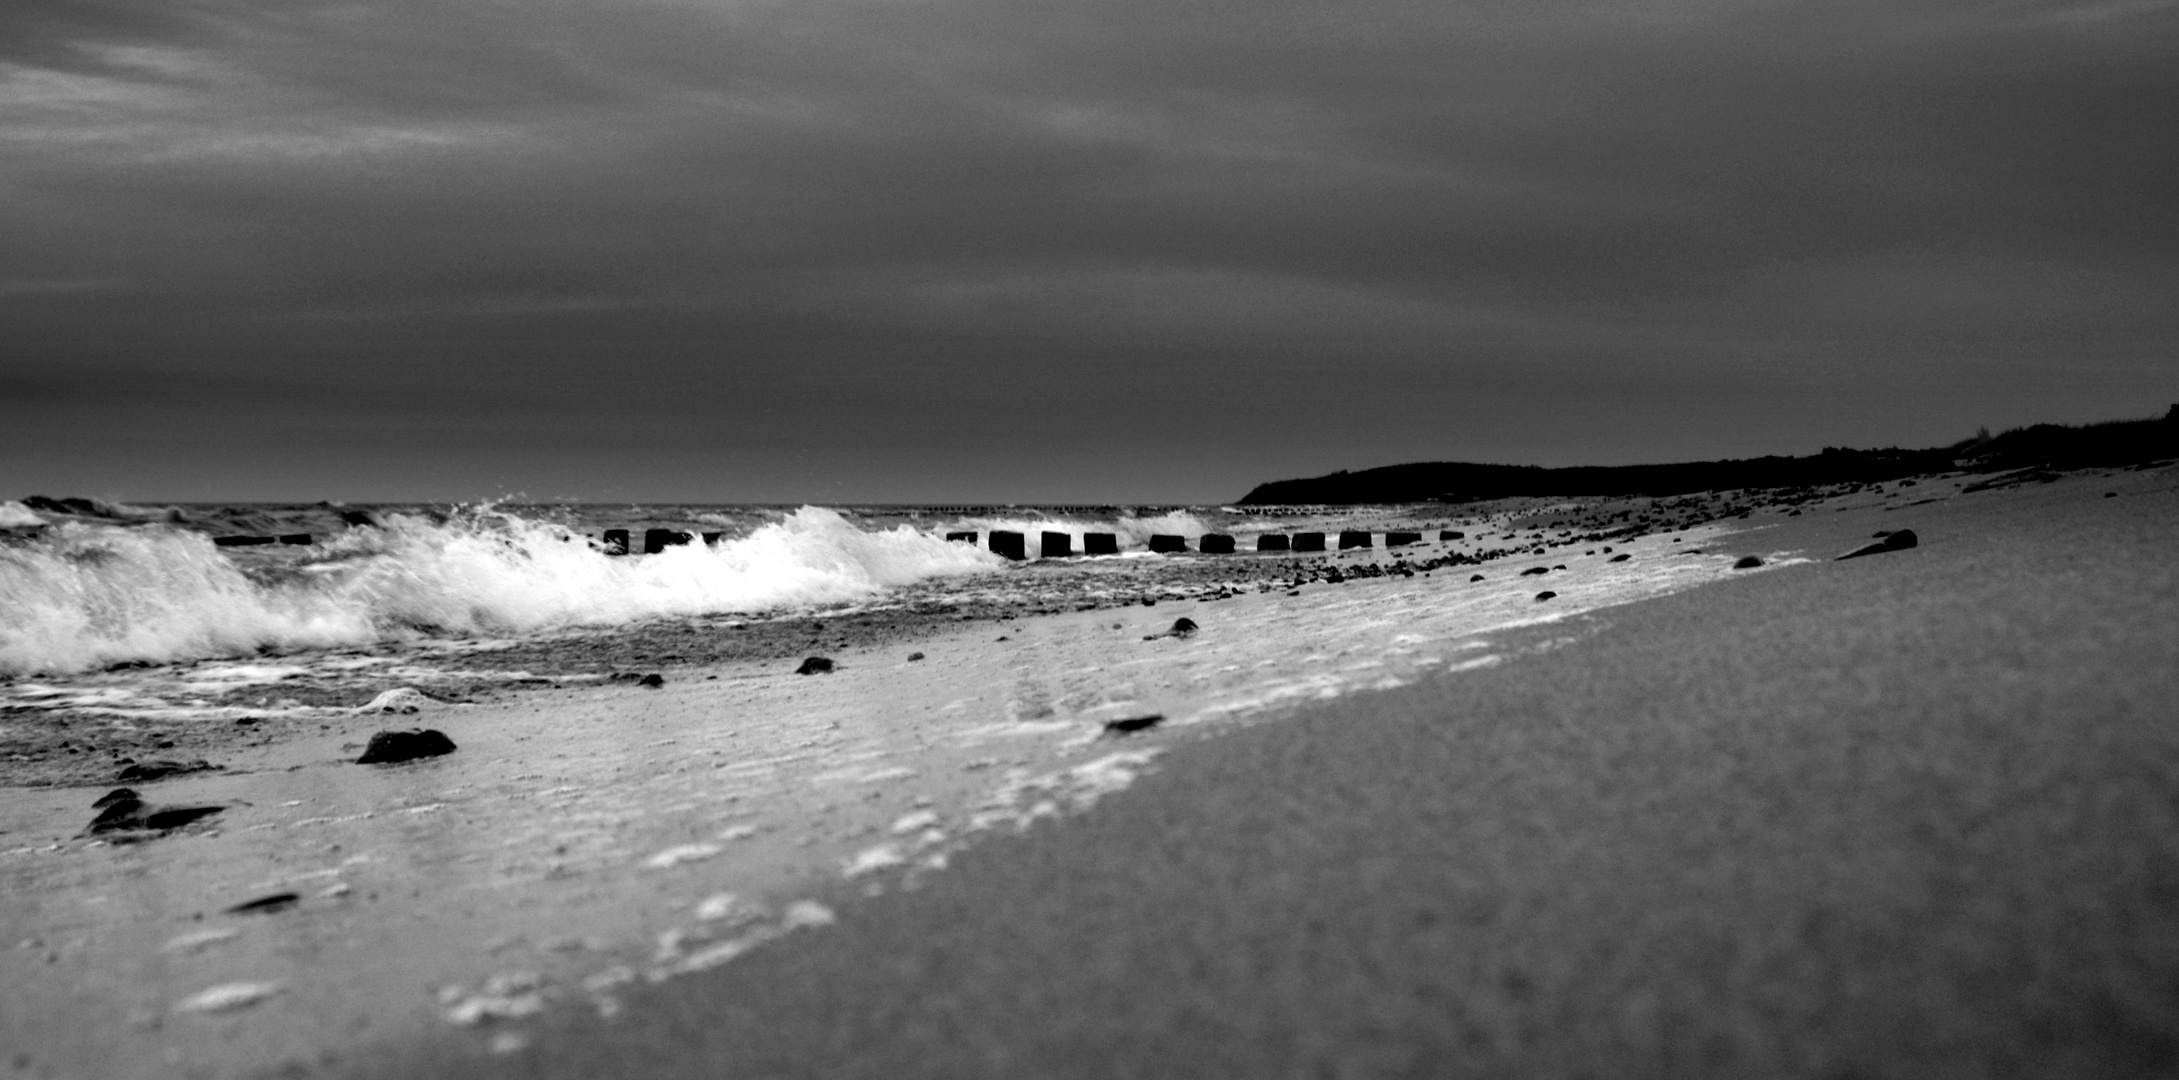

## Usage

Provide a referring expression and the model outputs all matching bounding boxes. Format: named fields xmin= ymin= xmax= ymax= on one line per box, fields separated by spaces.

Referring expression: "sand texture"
xmin=342 ymin=464 xmax=2179 ymax=1079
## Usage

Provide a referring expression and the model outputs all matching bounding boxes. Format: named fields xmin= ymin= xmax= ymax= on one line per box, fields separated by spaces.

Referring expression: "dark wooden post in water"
xmin=989 ymin=530 xmax=1026 ymax=560
xmin=1338 ymin=530 xmax=1373 ymax=549
xmin=1385 ymin=531 xmax=1420 ymax=547
xmin=601 ymin=529 xmax=630 ymax=555
xmin=946 ymin=531 xmax=977 ymax=544
xmin=1040 ymin=531 xmax=1074 ymax=558
xmin=1256 ymin=534 xmax=1290 ymax=552
xmin=1291 ymin=532 xmax=1326 ymax=552
xmin=1440 ymin=530 xmax=1465 ymax=541
xmin=278 ymin=533 xmax=313 ymax=546
xmin=1083 ymin=532 xmax=1119 ymax=555
xmin=1148 ymin=534 xmax=1188 ymax=553
xmin=1198 ymin=534 xmax=1236 ymax=555
xmin=643 ymin=529 xmax=693 ymax=554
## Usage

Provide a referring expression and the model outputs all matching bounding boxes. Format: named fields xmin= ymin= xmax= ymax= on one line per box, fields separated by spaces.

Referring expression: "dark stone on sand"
xmin=278 ymin=533 xmax=312 ymax=546
xmin=213 ymin=535 xmax=275 ymax=547
xmin=1148 ymin=534 xmax=1188 ymax=553
xmin=794 ymin=656 xmax=836 ymax=676
xmin=1610 ymin=553 xmax=1631 ymax=562
xmin=1385 ymin=531 xmax=1421 ymax=547
xmin=116 ymin=759 xmax=215 ymax=783
xmin=93 ymin=788 xmax=138 ymax=809
xmin=989 ymin=531 xmax=1027 ymax=561
xmin=355 ymin=729 xmax=458 ymax=765
xmin=1337 ymin=530 xmax=1372 ymax=550
xmin=1839 ymin=528 xmax=1919 ymax=560
xmin=1535 ymin=591 xmax=1557 ymax=601
xmin=946 ymin=531 xmax=977 ymax=544
xmin=1441 ymin=530 xmax=1466 ymax=541
xmin=602 ymin=529 xmax=630 ymax=556
xmin=907 ymin=652 xmax=925 ymax=662
xmin=1199 ymin=534 xmax=1236 ymax=555
xmin=142 ymin=806 xmax=225 ymax=830
xmin=87 ymin=798 xmax=148 ymax=832
xmin=1256 ymin=534 xmax=1290 ymax=552
xmin=638 ymin=673 xmax=666 ymax=688
xmin=1083 ymin=532 xmax=1119 ymax=555
xmin=1470 ymin=574 xmax=1484 ymax=582
xmin=1291 ymin=532 xmax=1327 ymax=552
xmin=1170 ymin=618 xmax=1199 ymax=638
xmin=643 ymin=529 xmax=693 ymax=554
xmin=1734 ymin=555 xmax=1764 ymax=569
xmin=88 ymin=798 xmax=223 ymax=834
xmin=1103 ymin=714 xmax=1165 ymax=735
xmin=227 ymin=892 xmax=301 ymax=915
xmin=1041 ymin=532 xmax=1074 ymax=558
xmin=1521 ymin=566 xmax=1549 ymax=576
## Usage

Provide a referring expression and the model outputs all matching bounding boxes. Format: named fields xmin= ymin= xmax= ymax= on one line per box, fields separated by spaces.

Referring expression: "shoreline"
xmin=343 ymin=462 xmax=2179 ymax=1079
xmin=4 ymin=463 xmax=2169 ymax=1078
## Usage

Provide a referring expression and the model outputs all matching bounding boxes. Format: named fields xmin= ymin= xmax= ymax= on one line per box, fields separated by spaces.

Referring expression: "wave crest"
xmin=0 ymin=507 xmax=999 ymax=675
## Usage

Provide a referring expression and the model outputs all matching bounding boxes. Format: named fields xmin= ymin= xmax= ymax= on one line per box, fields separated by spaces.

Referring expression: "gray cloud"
xmin=3 ymin=0 xmax=2175 ymax=501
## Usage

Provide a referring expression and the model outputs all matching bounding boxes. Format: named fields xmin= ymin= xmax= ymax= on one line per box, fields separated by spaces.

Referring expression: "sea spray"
xmin=0 ymin=507 xmax=1002 ymax=675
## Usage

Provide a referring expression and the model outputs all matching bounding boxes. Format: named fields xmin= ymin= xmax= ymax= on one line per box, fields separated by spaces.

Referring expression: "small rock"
xmin=1535 ymin=591 xmax=1557 ymax=601
xmin=906 ymin=652 xmax=925 ymax=662
xmin=356 ymin=729 xmax=458 ymax=765
xmin=637 ymin=673 xmax=665 ymax=688
xmin=1469 ymin=574 xmax=1484 ymax=582
xmin=1839 ymin=528 xmax=1919 ymax=560
xmin=1103 ymin=714 xmax=1165 ymax=735
xmin=92 ymin=788 xmax=138 ymax=809
xmin=1169 ymin=618 xmax=1199 ymax=638
xmin=1733 ymin=556 xmax=1763 ymax=569
xmin=794 ymin=657 xmax=835 ymax=676
xmin=87 ymin=799 xmax=223 ymax=835
xmin=116 ymin=760 xmax=214 ymax=783
xmin=226 ymin=892 xmax=300 ymax=915
xmin=1609 ymin=553 xmax=1631 ymax=562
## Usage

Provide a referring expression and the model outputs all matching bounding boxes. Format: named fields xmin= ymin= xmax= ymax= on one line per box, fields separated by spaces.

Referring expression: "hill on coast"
xmin=1237 ymin=407 xmax=2179 ymax=505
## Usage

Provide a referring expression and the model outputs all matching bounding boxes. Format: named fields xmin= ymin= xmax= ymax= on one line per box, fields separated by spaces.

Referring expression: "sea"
xmin=0 ymin=495 xmax=1767 ymax=729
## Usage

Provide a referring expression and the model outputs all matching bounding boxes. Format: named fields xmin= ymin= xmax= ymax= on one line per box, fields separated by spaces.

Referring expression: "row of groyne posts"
xmin=203 ymin=526 xmax=1470 ymax=559
xmin=598 ymin=527 xmax=1469 ymax=559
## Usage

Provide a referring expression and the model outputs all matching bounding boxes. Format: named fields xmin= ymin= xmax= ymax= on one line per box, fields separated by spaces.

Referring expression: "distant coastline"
xmin=1238 ymin=407 xmax=2179 ymax=505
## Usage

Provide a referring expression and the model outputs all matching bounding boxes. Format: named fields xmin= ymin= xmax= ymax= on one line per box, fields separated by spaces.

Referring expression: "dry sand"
xmin=336 ymin=463 xmax=2179 ymax=1079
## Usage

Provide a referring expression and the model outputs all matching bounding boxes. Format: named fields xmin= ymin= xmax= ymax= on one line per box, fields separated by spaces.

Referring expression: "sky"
xmin=3 ymin=0 xmax=2176 ymax=504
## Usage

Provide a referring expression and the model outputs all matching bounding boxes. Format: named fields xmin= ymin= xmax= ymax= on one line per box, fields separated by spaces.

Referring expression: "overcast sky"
xmin=3 ymin=0 xmax=2175 ymax=503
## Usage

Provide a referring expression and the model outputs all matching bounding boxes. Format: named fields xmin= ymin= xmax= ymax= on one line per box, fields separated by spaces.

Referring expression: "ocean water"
xmin=0 ymin=497 xmax=1496 ymax=698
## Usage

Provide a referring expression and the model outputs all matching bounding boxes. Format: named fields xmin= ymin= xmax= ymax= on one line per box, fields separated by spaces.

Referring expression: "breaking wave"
xmin=0 ymin=507 xmax=1001 ymax=675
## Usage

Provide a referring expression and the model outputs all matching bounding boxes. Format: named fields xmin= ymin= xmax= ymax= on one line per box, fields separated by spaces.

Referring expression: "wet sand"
xmin=339 ymin=463 xmax=2179 ymax=1079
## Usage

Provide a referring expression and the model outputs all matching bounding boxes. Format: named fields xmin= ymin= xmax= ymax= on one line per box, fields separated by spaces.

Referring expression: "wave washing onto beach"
xmin=0 ymin=506 xmax=1000 ymax=675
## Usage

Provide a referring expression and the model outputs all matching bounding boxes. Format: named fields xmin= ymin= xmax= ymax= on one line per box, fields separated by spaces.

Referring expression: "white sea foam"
xmin=0 ymin=501 xmax=45 ymax=528
xmin=0 ymin=507 xmax=1001 ymax=675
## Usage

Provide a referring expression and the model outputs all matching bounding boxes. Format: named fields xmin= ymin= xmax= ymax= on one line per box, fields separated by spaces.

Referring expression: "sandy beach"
xmin=322 ymin=462 xmax=2179 ymax=1079
xmin=5 ymin=463 xmax=2173 ymax=1079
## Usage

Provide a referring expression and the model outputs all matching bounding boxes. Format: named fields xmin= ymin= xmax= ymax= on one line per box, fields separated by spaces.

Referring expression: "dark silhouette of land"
xmin=1239 ymin=407 xmax=2179 ymax=505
